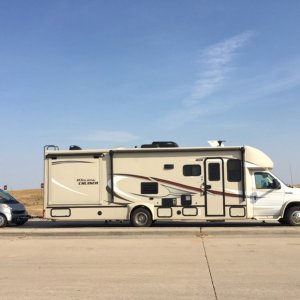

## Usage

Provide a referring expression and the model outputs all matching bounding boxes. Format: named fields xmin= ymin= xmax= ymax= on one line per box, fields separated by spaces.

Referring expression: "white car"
xmin=0 ymin=189 xmax=29 ymax=227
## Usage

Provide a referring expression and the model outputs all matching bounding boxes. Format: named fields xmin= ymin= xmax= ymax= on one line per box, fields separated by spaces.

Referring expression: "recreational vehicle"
xmin=43 ymin=142 xmax=300 ymax=226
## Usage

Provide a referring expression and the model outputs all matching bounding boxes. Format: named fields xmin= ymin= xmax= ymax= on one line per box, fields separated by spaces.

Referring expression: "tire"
xmin=285 ymin=206 xmax=300 ymax=226
xmin=130 ymin=208 xmax=152 ymax=227
xmin=15 ymin=218 xmax=28 ymax=226
xmin=0 ymin=214 xmax=8 ymax=228
xmin=278 ymin=218 xmax=287 ymax=225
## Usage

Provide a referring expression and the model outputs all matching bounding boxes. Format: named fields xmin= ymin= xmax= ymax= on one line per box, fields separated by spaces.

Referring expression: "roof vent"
xmin=141 ymin=141 xmax=179 ymax=148
xmin=69 ymin=145 xmax=82 ymax=150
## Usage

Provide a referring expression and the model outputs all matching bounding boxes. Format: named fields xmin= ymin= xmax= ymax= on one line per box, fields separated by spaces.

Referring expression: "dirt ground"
xmin=9 ymin=189 xmax=43 ymax=217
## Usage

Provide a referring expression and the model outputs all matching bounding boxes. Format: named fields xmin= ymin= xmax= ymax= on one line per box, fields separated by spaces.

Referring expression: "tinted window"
xmin=183 ymin=165 xmax=201 ymax=176
xmin=0 ymin=190 xmax=19 ymax=204
xmin=227 ymin=159 xmax=242 ymax=182
xmin=141 ymin=182 xmax=158 ymax=194
xmin=208 ymin=163 xmax=220 ymax=181
xmin=255 ymin=172 xmax=277 ymax=189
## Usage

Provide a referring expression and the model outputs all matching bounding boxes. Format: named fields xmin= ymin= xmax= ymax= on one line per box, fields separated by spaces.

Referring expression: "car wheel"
xmin=278 ymin=218 xmax=287 ymax=225
xmin=0 ymin=214 xmax=8 ymax=228
xmin=130 ymin=208 xmax=152 ymax=227
xmin=286 ymin=206 xmax=300 ymax=226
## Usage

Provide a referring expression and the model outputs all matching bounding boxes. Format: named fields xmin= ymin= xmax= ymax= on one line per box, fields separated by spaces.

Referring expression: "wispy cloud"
xmin=185 ymin=30 xmax=254 ymax=107
xmin=248 ymin=60 xmax=300 ymax=97
xmin=84 ymin=130 xmax=138 ymax=143
xmin=159 ymin=31 xmax=254 ymax=128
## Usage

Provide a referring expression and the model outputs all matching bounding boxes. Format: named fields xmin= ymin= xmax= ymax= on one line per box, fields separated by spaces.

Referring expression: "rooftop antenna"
xmin=218 ymin=140 xmax=226 ymax=147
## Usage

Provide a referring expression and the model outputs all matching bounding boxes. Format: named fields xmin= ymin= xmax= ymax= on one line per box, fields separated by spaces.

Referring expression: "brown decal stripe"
xmin=152 ymin=177 xmax=242 ymax=198
xmin=208 ymin=190 xmax=242 ymax=198
xmin=114 ymin=174 xmax=242 ymax=198
xmin=151 ymin=177 xmax=203 ymax=193
xmin=115 ymin=173 xmax=151 ymax=181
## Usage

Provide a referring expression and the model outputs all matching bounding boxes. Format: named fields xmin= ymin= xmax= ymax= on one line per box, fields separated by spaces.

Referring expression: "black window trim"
xmin=183 ymin=164 xmax=201 ymax=177
xmin=141 ymin=182 xmax=159 ymax=194
xmin=227 ymin=159 xmax=242 ymax=182
xmin=208 ymin=162 xmax=221 ymax=181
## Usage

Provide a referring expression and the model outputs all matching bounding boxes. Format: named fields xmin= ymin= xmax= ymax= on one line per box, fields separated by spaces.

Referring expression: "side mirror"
xmin=273 ymin=180 xmax=281 ymax=189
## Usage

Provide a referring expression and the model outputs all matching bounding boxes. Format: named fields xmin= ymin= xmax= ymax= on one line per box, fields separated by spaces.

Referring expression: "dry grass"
xmin=9 ymin=189 xmax=43 ymax=217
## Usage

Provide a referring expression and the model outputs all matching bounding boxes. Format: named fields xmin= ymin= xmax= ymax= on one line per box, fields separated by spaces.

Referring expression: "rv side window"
xmin=183 ymin=165 xmax=201 ymax=176
xmin=141 ymin=182 xmax=158 ymax=194
xmin=208 ymin=163 xmax=220 ymax=181
xmin=227 ymin=159 xmax=242 ymax=182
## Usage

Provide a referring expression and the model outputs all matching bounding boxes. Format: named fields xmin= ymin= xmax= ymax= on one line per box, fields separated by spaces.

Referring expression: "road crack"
xmin=201 ymin=230 xmax=218 ymax=300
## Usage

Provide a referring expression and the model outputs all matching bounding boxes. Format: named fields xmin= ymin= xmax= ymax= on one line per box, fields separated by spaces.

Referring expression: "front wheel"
xmin=285 ymin=206 xmax=300 ymax=226
xmin=130 ymin=208 xmax=152 ymax=227
xmin=0 ymin=214 xmax=8 ymax=228
xmin=278 ymin=218 xmax=287 ymax=225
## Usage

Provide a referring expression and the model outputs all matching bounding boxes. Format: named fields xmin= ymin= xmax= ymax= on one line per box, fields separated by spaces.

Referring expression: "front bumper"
xmin=9 ymin=210 xmax=29 ymax=223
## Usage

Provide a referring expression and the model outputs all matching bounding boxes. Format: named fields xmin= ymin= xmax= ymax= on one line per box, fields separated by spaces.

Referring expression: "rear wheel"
xmin=0 ymin=214 xmax=8 ymax=228
xmin=285 ymin=206 xmax=300 ymax=226
xmin=130 ymin=208 xmax=152 ymax=227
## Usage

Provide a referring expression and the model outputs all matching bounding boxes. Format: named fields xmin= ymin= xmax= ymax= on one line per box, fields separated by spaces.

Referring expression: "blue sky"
xmin=0 ymin=0 xmax=300 ymax=189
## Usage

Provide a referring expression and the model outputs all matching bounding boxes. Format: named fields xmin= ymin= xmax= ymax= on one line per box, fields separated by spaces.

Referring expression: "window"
xmin=141 ymin=182 xmax=158 ymax=194
xmin=183 ymin=165 xmax=201 ymax=176
xmin=227 ymin=159 xmax=242 ymax=182
xmin=0 ymin=190 xmax=18 ymax=204
xmin=164 ymin=164 xmax=174 ymax=170
xmin=255 ymin=172 xmax=279 ymax=189
xmin=208 ymin=163 xmax=220 ymax=181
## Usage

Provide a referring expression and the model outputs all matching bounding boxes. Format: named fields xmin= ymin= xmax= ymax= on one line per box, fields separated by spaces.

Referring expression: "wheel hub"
xmin=291 ymin=211 xmax=300 ymax=224
xmin=0 ymin=216 xmax=5 ymax=226
xmin=136 ymin=213 xmax=147 ymax=225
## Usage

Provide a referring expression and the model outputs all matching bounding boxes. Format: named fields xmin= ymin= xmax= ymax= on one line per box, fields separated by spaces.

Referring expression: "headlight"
xmin=2 ymin=204 xmax=10 ymax=209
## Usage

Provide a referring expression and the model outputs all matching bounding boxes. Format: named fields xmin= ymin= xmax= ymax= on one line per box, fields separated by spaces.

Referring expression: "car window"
xmin=0 ymin=190 xmax=19 ymax=204
xmin=255 ymin=172 xmax=276 ymax=189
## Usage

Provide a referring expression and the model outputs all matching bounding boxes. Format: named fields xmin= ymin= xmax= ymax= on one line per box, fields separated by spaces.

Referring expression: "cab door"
xmin=204 ymin=158 xmax=225 ymax=216
xmin=252 ymin=171 xmax=285 ymax=216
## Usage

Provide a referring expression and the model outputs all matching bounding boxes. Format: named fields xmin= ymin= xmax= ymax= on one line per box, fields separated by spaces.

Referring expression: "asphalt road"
xmin=1 ymin=220 xmax=300 ymax=299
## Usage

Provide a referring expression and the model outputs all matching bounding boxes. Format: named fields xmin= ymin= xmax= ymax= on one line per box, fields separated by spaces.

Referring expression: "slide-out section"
xmin=47 ymin=156 xmax=101 ymax=206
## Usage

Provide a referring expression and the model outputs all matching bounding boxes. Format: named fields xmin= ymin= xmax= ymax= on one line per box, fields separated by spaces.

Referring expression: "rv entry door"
xmin=204 ymin=158 xmax=225 ymax=216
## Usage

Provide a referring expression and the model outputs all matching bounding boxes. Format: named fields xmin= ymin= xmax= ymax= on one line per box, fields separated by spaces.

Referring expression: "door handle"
xmin=205 ymin=185 xmax=212 ymax=190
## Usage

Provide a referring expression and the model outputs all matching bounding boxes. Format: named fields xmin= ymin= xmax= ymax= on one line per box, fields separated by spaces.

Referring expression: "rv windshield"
xmin=0 ymin=190 xmax=19 ymax=204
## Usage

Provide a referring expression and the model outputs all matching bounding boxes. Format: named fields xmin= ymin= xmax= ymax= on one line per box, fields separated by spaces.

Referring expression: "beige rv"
xmin=43 ymin=142 xmax=300 ymax=226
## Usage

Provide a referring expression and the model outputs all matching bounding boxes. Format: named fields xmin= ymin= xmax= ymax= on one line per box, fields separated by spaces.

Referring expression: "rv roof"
xmin=45 ymin=145 xmax=244 ymax=155
xmin=44 ymin=144 xmax=273 ymax=169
